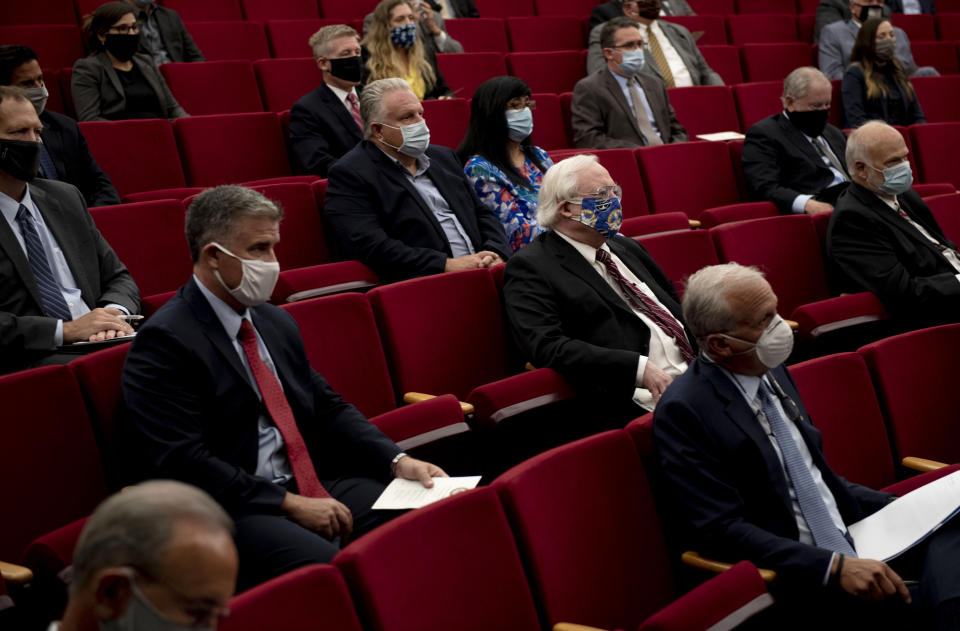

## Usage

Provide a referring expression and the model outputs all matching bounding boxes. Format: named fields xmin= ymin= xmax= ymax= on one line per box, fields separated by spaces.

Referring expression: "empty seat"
xmin=247 ymin=183 xmax=329 ymax=270
xmin=0 ymin=1 xmax=76 ymax=25
xmin=914 ymin=183 xmax=958 ymax=198
xmin=740 ymin=42 xmax=815 ymax=82
xmin=318 ymin=0 xmax=382 ymax=19
xmin=797 ymin=13 xmax=816 ymax=42
xmin=505 ymin=17 xmax=585 ymax=52
xmin=174 ymin=113 xmax=291 ymax=186
xmin=528 ymin=93 xmax=569 ymax=150
xmin=911 ymin=75 xmax=960 ymax=124
xmin=436 ymin=52 xmax=508 ymax=99
xmin=266 ymin=19 xmax=357 ymax=58
xmin=636 ymin=141 xmax=741 ymax=218
xmin=533 ymin=0 xmax=597 ymax=15
xmin=910 ymin=42 xmax=960 ymax=75
xmin=0 ymin=25 xmax=84 ymax=70
xmin=637 ymin=228 xmax=720 ymax=296
xmin=698 ymin=200 xmax=780 ymax=228
xmin=43 ymin=68 xmax=66 ymax=115
xmin=726 ymin=14 xmax=799 ymax=44
xmin=549 ymin=148 xmax=650 ymax=217
xmin=161 ymin=61 xmax=263 ymax=115
xmin=697 ymin=45 xmax=744 ymax=84
xmin=661 ymin=15 xmax=728 ymax=45
xmin=736 ymin=0 xmax=798 ymax=12
xmin=619 ymin=211 xmax=691 ymax=238
xmin=421 ymin=98 xmax=470 ymax=149
xmin=255 ymin=58 xmax=324 ymax=113
xmin=686 ymin=0 xmax=735 ymax=12
xmin=241 ymin=0 xmax=320 ymax=19
xmin=473 ymin=0 xmax=536 ymax=17
xmin=444 ymin=18 xmax=509 ymax=53
xmin=892 ymin=14 xmax=937 ymax=41
xmin=79 ymin=119 xmax=186 ymax=196
xmin=732 ymin=80 xmax=784 ymax=131
xmin=184 ymin=21 xmax=270 ymax=61
xmin=912 ymin=122 xmax=960 ymax=189
xmin=506 ymin=51 xmax=586 ymax=94
xmin=667 ymin=85 xmax=741 ymax=136
xmin=937 ymin=14 xmax=960 ymax=40
xmin=161 ymin=0 xmax=244 ymax=20
xmin=924 ymin=193 xmax=960 ymax=245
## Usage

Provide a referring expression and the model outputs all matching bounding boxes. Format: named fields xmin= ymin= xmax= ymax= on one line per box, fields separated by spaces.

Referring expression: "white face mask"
xmin=211 ymin=242 xmax=279 ymax=307
xmin=24 ymin=85 xmax=48 ymax=115
xmin=378 ymin=120 xmax=431 ymax=157
xmin=719 ymin=314 xmax=794 ymax=369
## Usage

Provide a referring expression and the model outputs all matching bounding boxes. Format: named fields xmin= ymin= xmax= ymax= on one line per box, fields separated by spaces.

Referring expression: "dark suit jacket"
xmin=289 ymin=83 xmax=364 ymax=177
xmin=742 ymin=113 xmax=849 ymax=213
xmin=71 ymin=52 xmax=187 ymax=122
xmin=503 ymin=230 xmax=694 ymax=403
xmin=0 ymin=179 xmax=139 ymax=374
xmin=653 ymin=358 xmax=892 ymax=586
xmin=325 ymin=141 xmax=511 ymax=282
xmin=121 ymin=278 xmax=401 ymax=514
xmin=589 ymin=0 xmax=694 ymax=30
xmin=887 ymin=0 xmax=936 ymax=13
xmin=572 ymin=68 xmax=688 ymax=148
xmin=446 ymin=0 xmax=480 ymax=16
xmin=841 ymin=64 xmax=925 ymax=128
xmin=827 ymin=182 xmax=960 ymax=322
xmin=138 ymin=5 xmax=205 ymax=62
xmin=40 ymin=110 xmax=120 ymax=208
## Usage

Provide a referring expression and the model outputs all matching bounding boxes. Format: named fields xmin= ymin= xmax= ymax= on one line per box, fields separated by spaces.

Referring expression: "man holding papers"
xmin=653 ymin=262 xmax=960 ymax=628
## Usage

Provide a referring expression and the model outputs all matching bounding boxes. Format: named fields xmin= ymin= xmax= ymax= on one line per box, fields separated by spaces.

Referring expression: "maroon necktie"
xmin=595 ymin=248 xmax=695 ymax=363
xmin=238 ymin=319 xmax=330 ymax=498
xmin=347 ymin=92 xmax=363 ymax=129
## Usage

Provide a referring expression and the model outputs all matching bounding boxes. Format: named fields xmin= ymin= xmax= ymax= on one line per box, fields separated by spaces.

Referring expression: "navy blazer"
xmin=121 ymin=278 xmax=401 ymax=515
xmin=40 ymin=110 xmax=120 ymax=208
xmin=841 ymin=64 xmax=925 ymax=128
xmin=289 ymin=83 xmax=364 ymax=177
xmin=325 ymin=141 xmax=511 ymax=282
xmin=654 ymin=358 xmax=892 ymax=586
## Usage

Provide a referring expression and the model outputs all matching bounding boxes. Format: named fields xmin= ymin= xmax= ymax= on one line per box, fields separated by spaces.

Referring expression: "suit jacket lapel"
xmin=608 ymin=237 xmax=682 ymax=318
xmin=545 ymin=231 xmax=638 ymax=319
xmin=135 ymin=55 xmax=165 ymax=101
xmin=98 ymin=52 xmax=124 ymax=99
xmin=183 ymin=278 xmax=254 ymax=388
xmin=30 ymin=184 xmax=96 ymax=306
xmin=601 ymin=70 xmax=643 ymax=138
xmin=319 ymin=83 xmax=363 ymax=141
xmin=0 ymin=201 xmax=43 ymax=311
xmin=852 ymin=184 xmax=951 ymax=257
xmin=778 ymin=114 xmax=832 ymax=174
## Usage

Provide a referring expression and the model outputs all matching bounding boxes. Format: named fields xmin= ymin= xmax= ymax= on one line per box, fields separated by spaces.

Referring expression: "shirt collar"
xmin=193 ymin=274 xmax=251 ymax=342
xmin=377 ymin=145 xmax=430 ymax=176
xmin=700 ymin=351 xmax=766 ymax=403
xmin=554 ymin=230 xmax=611 ymax=264
xmin=610 ymin=68 xmax=633 ymax=90
xmin=0 ymin=184 xmax=37 ymax=225
xmin=326 ymin=81 xmax=358 ymax=105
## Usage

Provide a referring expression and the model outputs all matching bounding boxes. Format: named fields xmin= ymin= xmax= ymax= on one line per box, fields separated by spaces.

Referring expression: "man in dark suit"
xmin=654 ymin=262 xmax=960 ymax=627
xmin=290 ymin=25 xmax=365 ymax=177
xmin=828 ymin=121 xmax=960 ymax=327
xmin=743 ymin=67 xmax=849 ymax=215
xmin=121 ymin=184 xmax=446 ymax=590
xmin=572 ymin=17 xmax=688 ymax=149
xmin=0 ymin=46 xmax=120 ymax=208
xmin=325 ymin=78 xmax=511 ymax=282
xmin=123 ymin=0 xmax=205 ymax=64
xmin=503 ymin=154 xmax=696 ymax=422
xmin=589 ymin=0 xmax=693 ymax=31
xmin=0 ymin=87 xmax=137 ymax=375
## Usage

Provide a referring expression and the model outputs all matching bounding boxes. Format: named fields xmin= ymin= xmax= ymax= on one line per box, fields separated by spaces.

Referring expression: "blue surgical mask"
xmin=618 ymin=48 xmax=645 ymax=75
xmin=573 ymin=196 xmax=623 ymax=238
xmin=390 ymin=23 xmax=417 ymax=49
xmin=505 ymin=107 xmax=533 ymax=142
xmin=870 ymin=160 xmax=913 ymax=196
xmin=379 ymin=120 xmax=431 ymax=157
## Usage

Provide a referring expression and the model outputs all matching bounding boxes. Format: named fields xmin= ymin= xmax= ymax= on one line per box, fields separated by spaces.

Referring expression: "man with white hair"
xmin=827 ymin=120 xmax=960 ymax=327
xmin=325 ymin=77 xmax=510 ymax=282
xmin=502 ymin=154 xmax=694 ymax=423
xmin=654 ymin=262 xmax=960 ymax=628
xmin=53 ymin=480 xmax=238 ymax=631
xmin=742 ymin=67 xmax=849 ymax=215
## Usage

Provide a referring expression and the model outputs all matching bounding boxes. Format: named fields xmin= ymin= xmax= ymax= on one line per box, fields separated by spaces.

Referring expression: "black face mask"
xmin=789 ymin=109 xmax=830 ymax=138
xmin=104 ymin=33 xmax=141 ymax=62
xmin=854 ymin=3 xmax=883 ymax=22
xmin=632 ymin=0 xmax=662 ymax=19
xmin=0 ymin=139 xmax=41 ymax=182
xmin=328 ymin=55 xmax=363 ymax=83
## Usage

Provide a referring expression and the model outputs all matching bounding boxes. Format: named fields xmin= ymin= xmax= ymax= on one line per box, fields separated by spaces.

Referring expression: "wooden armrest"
xmin=554 ymin=624 xmax=609 ymax=631
xmin=524 ymin=362 xmax=537 ymax=371
xmin=785 ymin=319 xmax=799 ymax=331
xmin=902 ymin=456 xmax=950 ymax=472
xmin=688 ymin=219 xmax=702 ymax=229
xmin=681 ymin=551 xmax=777 ymax=583
xmin=0 ymin=560 xmax=34 ymax=584
xmin=402 ymin=392 xmax=475 ymax=416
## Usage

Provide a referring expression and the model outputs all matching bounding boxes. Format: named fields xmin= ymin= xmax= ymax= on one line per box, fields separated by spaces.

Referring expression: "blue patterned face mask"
xmin=390 ymin=23 xmax=417 ymax=49
xmin=573 ymin=195 xmax=623 ymax=238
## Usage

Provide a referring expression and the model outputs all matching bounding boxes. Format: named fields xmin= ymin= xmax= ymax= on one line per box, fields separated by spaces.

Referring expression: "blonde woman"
xmin=363 ymin=0 xmax=453 ymax=100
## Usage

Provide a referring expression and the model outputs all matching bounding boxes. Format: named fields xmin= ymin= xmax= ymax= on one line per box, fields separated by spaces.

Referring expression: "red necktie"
xmin=347 ymin=92 xmax=363 ymax=129
xmin=595 ymin=248 xmax=695 ymax=363
xmin=238 ymin=319 xmax=329 ymax=498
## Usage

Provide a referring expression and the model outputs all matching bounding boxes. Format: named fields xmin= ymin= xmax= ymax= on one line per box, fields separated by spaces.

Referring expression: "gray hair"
xmin=185 ymin=185 xmax=283 ymax=262
xmin=359 ymin=77 xmax=413 ymax=139
xmin=600 ymin=16 xmax=641 ymax=49
xmin=70 ymin=481 xmax=233 ymax=594
xmin=781 ymin=66 xmax=829 ymax=102
xmin=536 ymin=153 xmax=599 ymax=230
xmin=845 ymin=119 xmax=891 ymax=173
xmin=0 ymin=85 xmax=29 ymax=108
xmin=308 ymin=24 xmax=359 ymax=61
xmin=682 ymin=263 xmax=767 ymax=341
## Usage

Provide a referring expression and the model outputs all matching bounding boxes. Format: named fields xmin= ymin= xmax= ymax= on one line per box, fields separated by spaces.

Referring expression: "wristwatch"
xmin=390 ymin=452 xmax=409 ymax=476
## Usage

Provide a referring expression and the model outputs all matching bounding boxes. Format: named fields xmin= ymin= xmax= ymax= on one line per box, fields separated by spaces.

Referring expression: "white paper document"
xmin=372 ymin=476 xmax=482 ymax=510
xmin=848 ymin=469 xmax=960 ymax=561
xmin=695 ymin=131 xmax=746 ymax=142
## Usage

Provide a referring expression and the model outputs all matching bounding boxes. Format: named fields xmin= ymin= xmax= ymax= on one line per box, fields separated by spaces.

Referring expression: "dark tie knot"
xmin=238 ymin=318 xmax=256 ymax=343
xmin=595 ymin=248 xmax=611 ymax=264
xmin=15 ymin=204 xmax=30 ymax=223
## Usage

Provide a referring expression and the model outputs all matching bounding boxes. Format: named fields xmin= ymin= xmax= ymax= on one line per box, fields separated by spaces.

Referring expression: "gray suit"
xmin=0 ymin=179 xmax=139 ymax=374
xmin=586 ymin=20 xmax=723 ymax=85
xmin=819 ymin=20 xmax=936 ymax=79
xmin=71 ymin=52 xmax=187 ymax=122
xmin=572 ymin=68 xmax=688 ymax=148
xmin=813 ymin=0 xmax=891 ymax=42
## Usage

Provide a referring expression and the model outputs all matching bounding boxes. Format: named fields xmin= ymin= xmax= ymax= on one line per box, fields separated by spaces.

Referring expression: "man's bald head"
xmin=845 ymin=121 xmax=910 ymax=192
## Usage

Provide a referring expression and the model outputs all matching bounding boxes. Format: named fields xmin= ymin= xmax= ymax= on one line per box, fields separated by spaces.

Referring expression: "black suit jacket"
xmin=0 ymin=179 xmax=139 ymax=374
xmin=742 ymin=113 xmax=849 ymax=213
xmin=121 ymin=278 xmax=401 ymax=514
xmin=40 ymin=110 xmax=120 ymax=208
xmin=325 ymin=141 xmax=511 ymax=282
xmin=138 ymin=5 xmax=205 ymax=62
xmin=289 ymin=83 xmax=364 ymax=177
xmin=886 ymin=0 xmax=935 ymax=13
xmin=654 ymin=358 xmax=892 ymax=587
xmin=589 ymin=0 xmax=694 ymax=30
xmin=446 ymin=0 xmax=480 ymax=16
xmin=502 ymin=230 xmax=694 ymax=402
xmin=827 ymin=182 xmax=960 ymax=322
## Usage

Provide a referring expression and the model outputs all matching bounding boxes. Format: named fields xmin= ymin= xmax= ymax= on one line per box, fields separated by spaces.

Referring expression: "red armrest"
xmin=370 ymin=394 xmax=469 ymax=451
xmin=271 ymin=262 xmax=378 ymax=303
xmin=466 ymin=368 xmax=575 ymax=430
xmin=790 ymin=292 xmax=889 ymax=339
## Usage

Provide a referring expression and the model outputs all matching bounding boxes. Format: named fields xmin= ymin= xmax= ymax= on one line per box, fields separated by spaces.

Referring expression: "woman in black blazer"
xmin=72 ymin=1 xmax=186 ymax=122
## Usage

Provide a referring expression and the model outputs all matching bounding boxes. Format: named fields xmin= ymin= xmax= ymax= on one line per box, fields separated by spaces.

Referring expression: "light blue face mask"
xmin=618 ymin=48 xmax=645 ymax=75
xmin=869 ymin=160 xmax=913 ymax=196
xmin=505 ymin=107 xmax=534 ymax=142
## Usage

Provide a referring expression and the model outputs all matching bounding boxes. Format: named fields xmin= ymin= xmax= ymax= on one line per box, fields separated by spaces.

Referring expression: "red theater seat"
xmin=736 ymin=0 xmax=798 ymax=12
xmin=533 ymin=0 xmax=597 ymax=15
xmin=740 ymin=42 xmax=815 ymax=81
xmin=0 ymin=25 xmax=84 ymax=70
xmin=437 ymin=52 xmax=508 ymax=99
xmin=667 ymin=85 xmax=741 ymax=136
xmin=637 ymin=228 xmax=720 ymax=296
xmin=473 ymin=0 xmax=536 ymax=17
xmin=636 ymin=141 xmax=741 ymax=218
xmin=161 ymin=61 xmax=264 ymax=115
xmin=733 ymin=80 xmax=783 ymax=131
xmin=698 ymin=45 xmax=744 ymax=84
xmin=241 ymin=0 xmax=320 ymax=20
xmin=698 ymin=200 xmax=780 ymax=228
xmin=184 ymin=22 xmax=270 ymax=61
xmin=892 ymin=14 xmax=937 ymax=41
xmin=421 ymin=98 xmax=470 ymax=149
xmin=318 ymin=0 xmax=382 ymax=19
xmin=248 ymin=183 xmax=329 ymax=270
xmin=529 ymin=93 xmax=569 ymax=150
xmin=726 ymin=14 xmax=800 ymax=44
xmin=910 ymin=42 xmax=960 ymax=75
xmin=0 ymin=1 xmax=76 ymax=25
xmin=254 ymin=58 xmax=324 ymax=113
xmin=687 ymin=0 xmax=735 ymax=12
xmin=79 ymin=119 xmax=186 ymax=197
xmin=162 ymin=0 xmax=244 ymax=21
xmin=265 ymin=19 xmax=363 ymax=58
xmin=662 ymin=15 xmax=728 ymax=45
xmin=912 ymin=122 xmax=960 ymax=189
xmin=43 ymin=68 xmax=65 ymax=115
xmin=925 ymin=193 xmax=960 ymax=244
xmin=910 ymin=75 xmax=960 ymax=124
xmin=937 ymin=13 xmax=960 ymax=40
xmin=444 ymin=18 xmax=509 ymax=53
xmin=505 ymin=17 xmax=585 ymax=52
xmin=507 ymin=51 xmax=586 ymax=94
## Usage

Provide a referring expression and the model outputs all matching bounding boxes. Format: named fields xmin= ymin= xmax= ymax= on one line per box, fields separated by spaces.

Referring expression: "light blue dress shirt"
xmin=782 ymin=111 xmax=848 ymax=214
xmin=610 ymin=70 xmax=662 ymax=142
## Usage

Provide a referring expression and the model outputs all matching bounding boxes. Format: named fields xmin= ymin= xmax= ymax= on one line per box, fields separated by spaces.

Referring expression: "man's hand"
xmin=394 ymin=456 xmax=448 ymax=488
xmin=641 ymin=362 xmax=673 ymax=402
xmin=804 ymin=199 xmax=834 ymax=215
xmin=476 ymin=250 xmax=503 ymax=268
xmin=281 ymin=492 xmax=353 ymax=540
xmin=415 ymin=0 xmax=443 ymax=35
xmin=61 ymin=307 xmax=134 ymax=343
xmin=445 ymin=252 xmax=503 ymax=272
xmin=835 ymin=556 xmax=911 ymax=603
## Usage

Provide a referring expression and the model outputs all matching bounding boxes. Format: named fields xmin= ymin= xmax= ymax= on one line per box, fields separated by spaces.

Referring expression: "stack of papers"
xmin=372 ymin=476 xmax=482 ymax=510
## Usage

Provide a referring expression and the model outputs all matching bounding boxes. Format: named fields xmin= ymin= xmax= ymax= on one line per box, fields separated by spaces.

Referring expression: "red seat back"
xmin=266 ymin=19 xmax=363 ymax=58
xmin=924 ymin=193 xmax=960 ymax=244
xmin=740 ymin=42 xmax=815 ymax=82
xmin=255 ymin=58 xmax=324 ymax=113
xmin=533 ymin=0 xmax=597 ymax=16
xmin=698 ymin=200 xmax=780 ymax=228
xmin=667 ymin=85 xmax=741 ymax=136
xmin=163 ymin=0 xmax=244 ymax=20
xmin=698 ymin=45 xmax=744 ymax=84
xmin=529 ymin=93 xmax=569 ymax=150
xmin=636 ymin=142 xmax=741 ymax=218
xmin=79 ymin=119 xmax=186 ymax=196
xmin=0 ymin=25 xmax=83 ymax=69
xmin=43 ymin=68 xmax=66 ymax=115
xmin=661 ymin=15 xmax=728 ymax=45
xmin=474 ymin=0 xmax=536 ymax=17
xmin=444 ymin=18 xmax=509 ymax=53
xmin=436 ymin=52 xmax=508 ymax=99
xmin=185 ymin=21 xmax=270 ymax=61
xmin=687 ymin=0 xmax=735 ymax=12
xmin=910 ymin=42 xmax=960 ymax=75
xmin=637 ymin=229 xmax=719 ymax=296
xmin=910 ymin=76 xmax=960 ymax=124
xmin=892 ymin=14 xmax=937 ymax=40
xmin=505 ymin=17 xmax=585 ymax=52
xmin=0 ymin=0 xmax=76 ymax=25
xmin=736 ymin=0 xmax=798 ymax=12
xmin=161 ymin=61 xmax=264 ymax=115
xmin=726 ymin=14 xmax=799 ymax=44
xmin=549 ymin=148 xmax=650 ymax=217
xmin=507 ymin=51 xmax=586 ymax=94
xmin=937 ymin=14 xmax=960 ymax=40
xmin=248 ymin=183 xmax=329 ymax=269
xmin=318 ymin=0 xmax=382 ymax=19
xmin=912 ymin=122 xmax=960 ymax=189
xmin=732 ymin=80 xmax=783 ymax=132
xmin=241 ymin=0 xmax=320 ymax=19
xmin=421 ymin=98 xmax=470 ymax=149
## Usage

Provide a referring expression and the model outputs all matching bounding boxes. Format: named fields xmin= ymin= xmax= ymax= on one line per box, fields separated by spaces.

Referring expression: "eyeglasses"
xmin=506 ymin=100 xmax=537 ymax=111
xmin=609 ymin=41 xmax=643 ymax=51
xmin=572 ymin=185 xmax=623 ymax=201
xmin=108 ymin=24 xmax=141 ymax=34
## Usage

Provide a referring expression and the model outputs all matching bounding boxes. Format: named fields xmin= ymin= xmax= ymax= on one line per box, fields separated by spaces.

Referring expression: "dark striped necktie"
xmin=15 ymin=204 xmax=72 ymax=321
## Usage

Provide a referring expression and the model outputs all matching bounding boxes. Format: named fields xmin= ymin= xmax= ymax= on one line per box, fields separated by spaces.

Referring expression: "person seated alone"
xmin=589 ymin=0 xmax=693 ymax=31
xmin=122 ymin=0 xmax=205 ymax=65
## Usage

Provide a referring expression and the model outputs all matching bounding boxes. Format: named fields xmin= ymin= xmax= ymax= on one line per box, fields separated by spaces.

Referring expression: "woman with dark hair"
xmin=458 ymin=77 xmax=553 ymax=252
xmin=71 ymin=1 xmax=186 ymax=121
xmin=842 ymin=17 xmax=924 ymax=128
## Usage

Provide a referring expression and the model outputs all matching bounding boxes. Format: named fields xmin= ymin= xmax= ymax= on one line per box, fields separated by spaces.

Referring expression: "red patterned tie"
xmin=238 ymin=319 xmax=329 ymax=498
xmin=347 ymin=92 xmax=363 ymax=129
xmin=595 ymin=248 xmax=695 ymax=363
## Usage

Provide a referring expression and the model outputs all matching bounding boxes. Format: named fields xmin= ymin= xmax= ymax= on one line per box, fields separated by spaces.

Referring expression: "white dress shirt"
xmin=326 ymin=82 xmax=361 ymax=116
xmin=639 ymin=20 xmax=694 ymax=88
